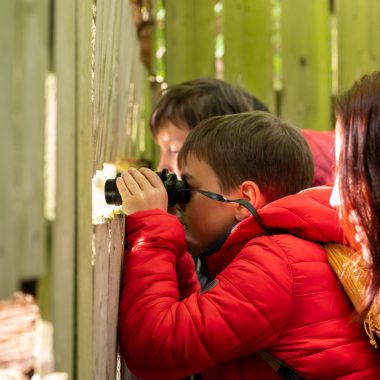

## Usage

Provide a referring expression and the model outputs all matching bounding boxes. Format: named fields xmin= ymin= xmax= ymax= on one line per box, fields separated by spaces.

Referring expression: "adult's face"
xmin=155 ymin=121 xmax=189 ymax=177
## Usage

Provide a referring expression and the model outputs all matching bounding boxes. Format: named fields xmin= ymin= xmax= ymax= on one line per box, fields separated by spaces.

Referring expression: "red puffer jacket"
xmin=118 ymin=187 xmax=380 ymax=379
xmin=301 ymin=129 xmax=335 ymax=187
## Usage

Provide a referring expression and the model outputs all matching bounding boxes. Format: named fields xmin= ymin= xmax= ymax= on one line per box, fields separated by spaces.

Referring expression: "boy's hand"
xmin=116 ymin=168 xmax=168 ymax=215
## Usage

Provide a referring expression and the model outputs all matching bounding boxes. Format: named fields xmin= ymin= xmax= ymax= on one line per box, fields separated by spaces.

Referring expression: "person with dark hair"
xmin=116 ymin=111 xmax=380 ymax=379
xmin=330 ymin=71 xmax=380 ymax=318
xmin=151 ymin=77 xmax=335 ymax=186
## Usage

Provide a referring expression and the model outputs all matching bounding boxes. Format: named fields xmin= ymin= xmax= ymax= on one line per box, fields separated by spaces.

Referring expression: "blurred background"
xmin=1 ymin=0 xmax=380 ymax=378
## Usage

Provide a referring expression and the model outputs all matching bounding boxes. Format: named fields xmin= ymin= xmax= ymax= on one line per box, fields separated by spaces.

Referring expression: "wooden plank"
xmin=165 ymin=0 xmax=216 ymax=85
xmin=93 ymin=215 xmax=125 ymax=380
xmin=92 ymin=0 xmax=105 ymax=170
xmin=0 ymin=0 xmax=18 ymax=298
xmin=76 ymin=0 xmax=94 ymax=378
xmin=281 ymin=0 xmax=332 ymax=131
xmin=52 ymin=0 xmax=76 ymax=375
xmin=125 ymin=47 xmax=139 ymax=159
xmin=18 ymin=0 xmax=49 ymax=281
xmin=103 ymin=0 xmax=121 ymax=163
xmin=93 ymin=222 xmax=110 ymax=380
xmin=107 ymin=215 xmax=125 ymax=378
xmin=140 ymin=65 xmax=155 ymax=164
xmin=223 ymin=0 xmax=274 ymax=111
xmin=1 ymin=0 xmax=48 ymax=296
xmin=336 ymin=0 xmax=380 ymax=92
xmin=116 ymin=1 xmax=135 ymax=160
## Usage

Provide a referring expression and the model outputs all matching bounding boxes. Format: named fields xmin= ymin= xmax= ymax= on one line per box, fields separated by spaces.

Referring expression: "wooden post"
xmin=93 ymin=215 xmax=125 ymax=380
xmin=17 ymin=0 xmax=48 ymax=281
xmin=336 ymin=0 xmax=380 ymax=92
xmin=281 ymin=0 xmax=332 ymax=131
xmin=223 ymin=0 xmax=274 ymax=111
xmin=165 ymin=0 xmax=216 ymax=85
xmin=0 ymin=0 xmax=48 ymax=298
xmin=53 ymin=0 xmax=76 ymax=375
xmin=0 ymin=0 xmax=18 ymax=298
xmin=76 ymin=0 xmax=94 ymax=378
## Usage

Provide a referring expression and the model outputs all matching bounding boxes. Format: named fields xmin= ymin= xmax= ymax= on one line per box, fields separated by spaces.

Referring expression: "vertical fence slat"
xmin=116 ymin=1 xmax=133 ymax=160
xmin=93 ymin=215 xmax=125 ymax=380
xmin=281 ymin=0 xmax=331 ymax=131
xmin=93 ymin=222 xmax=109 ymax=380
xmin=18 ymin=0 xmax=48 ymax=280
xmin=104 ymin=0 xmax=122 ymax=163
xmin=107 ymin=216 xmax=124 ymax=378
xmin=1 ymin=0 xmax=48 ymax=295
xmin=223 ymin=0 xmax=274 ymax=111
xmin=165 ymin=0 xmax=216 ymax=85
xmin=336 ymin=0 xmax=380 ymax=92
xmin=53 ymin=0 xmax=76 ymax=375
xmin=140 ymin=65 xmax=155 ymax=164
xmin=93 ymin=1 xmax=153 ymax=167
xmin=76 ymin=0 xmax=94 ymax=378
xmin=0 ymin=0 xmax=17 ymax=298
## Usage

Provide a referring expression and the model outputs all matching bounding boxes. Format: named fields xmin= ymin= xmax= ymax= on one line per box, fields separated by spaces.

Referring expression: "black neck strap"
xmin=192 ymin=189 xmax=268 ymax=231
xmin=185 ymin=189 xmax=283 ymax=257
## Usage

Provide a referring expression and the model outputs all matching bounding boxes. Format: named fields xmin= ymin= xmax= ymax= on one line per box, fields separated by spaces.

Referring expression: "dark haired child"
xmin=117 ymin=111 xmax=380 ymax=379
xmin=151 ymin=77 xmax=334 ymax=186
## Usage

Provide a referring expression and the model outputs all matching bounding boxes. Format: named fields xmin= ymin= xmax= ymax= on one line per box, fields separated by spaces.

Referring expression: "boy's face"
xmin=156 ymin=121 xmax=189 ymax=177
xmin=180 ymin=155 xmax=239 ymax=256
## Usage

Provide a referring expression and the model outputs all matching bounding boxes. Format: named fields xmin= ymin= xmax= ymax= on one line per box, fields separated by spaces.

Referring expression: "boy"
xmin=151 ymin=77 xmax=334 ymax=186
xmin=117 ymin=112 xmax=380 ymax=379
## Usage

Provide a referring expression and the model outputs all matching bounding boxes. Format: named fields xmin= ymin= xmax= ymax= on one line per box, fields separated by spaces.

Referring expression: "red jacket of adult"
xmin=301 ymin=129 xmax=335 ymax=186
xmin=118 ymin=187 xmax=380 ymax=379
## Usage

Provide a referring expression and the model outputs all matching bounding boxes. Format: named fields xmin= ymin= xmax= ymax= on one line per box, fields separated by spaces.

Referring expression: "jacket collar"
xmin=201 ymin=186 xmax=343 ymax=279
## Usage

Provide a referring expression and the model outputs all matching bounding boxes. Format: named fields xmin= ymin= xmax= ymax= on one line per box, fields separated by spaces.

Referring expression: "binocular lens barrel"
xmin=104 ymin=169 xmax=190 ymax=207
xmin=104 ymin=178 xmax=122 ymax=206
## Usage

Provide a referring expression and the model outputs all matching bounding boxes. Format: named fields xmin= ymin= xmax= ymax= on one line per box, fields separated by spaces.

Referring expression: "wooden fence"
xmin=1 ymin=0 xmax=151 ymax=378
xmin=1 ymin=0 xmax=380 ymax=379
xmin=164 ymin=0 xmax=380 ymax=132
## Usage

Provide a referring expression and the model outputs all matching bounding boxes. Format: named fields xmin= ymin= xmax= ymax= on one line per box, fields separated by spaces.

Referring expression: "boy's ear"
xmin=234 ymin=180 xmax=264 ymax=222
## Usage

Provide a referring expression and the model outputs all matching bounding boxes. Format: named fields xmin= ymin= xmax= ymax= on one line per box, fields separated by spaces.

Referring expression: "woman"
xmin=330 ymin=70 xmax=380 ymax=317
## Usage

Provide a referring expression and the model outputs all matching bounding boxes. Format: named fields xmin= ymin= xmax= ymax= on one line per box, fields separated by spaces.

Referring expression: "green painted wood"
xmin=223 ymin=0 xmax=274 ymax=112
xmin=53 ymin=0 xmax=76 ymax=375
xmin=0 ymin=0 xmax=48 ymax=297
xmin=141 ymin=66 xmax=155 ymax=165
xmin=106 ymin=215 xmax=124 ymax=378
xmin=18 ymin=0 xmax=48 ymax=280
xmin=92 ymin=216 xmax=124 ymax=379
xmin=165 ymin=0 xmax=216 ymax=85
xmin=92 ymin=0 xmax=104 ymax=169
xmin=1 ymin=0 xmax=51 ymax=313
xmin=93 ymin=222 xmax=109 ymax=379
xmin=76 ymin=0 xmax=94 ymax=378
xmin=336 ymin=0 xmax=380 ymax=92
xmin=103 ymin=0 xmax=122 ymax=163
xmin=115 ymin=0 xmax=133 ymax=161
xmin=0 ymin=0 xmax=18 ymax=298
xmin=281 ymin=0 xmax=332 ymax=131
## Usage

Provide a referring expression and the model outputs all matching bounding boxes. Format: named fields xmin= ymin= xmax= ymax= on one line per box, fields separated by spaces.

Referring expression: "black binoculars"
xmin=104 ymin=168 xmax=190 ymax=207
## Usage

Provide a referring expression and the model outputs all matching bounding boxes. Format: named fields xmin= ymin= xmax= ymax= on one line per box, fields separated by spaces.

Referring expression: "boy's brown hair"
xmin=178 ymin=111 xmax=313 ymax=202
xmin=150 ymin=78 xmax=269 ymax=137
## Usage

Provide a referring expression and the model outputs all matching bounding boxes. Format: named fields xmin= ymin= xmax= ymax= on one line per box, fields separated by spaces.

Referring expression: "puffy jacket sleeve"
xmin=118 ymin=210 xmax=293 ymax=379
